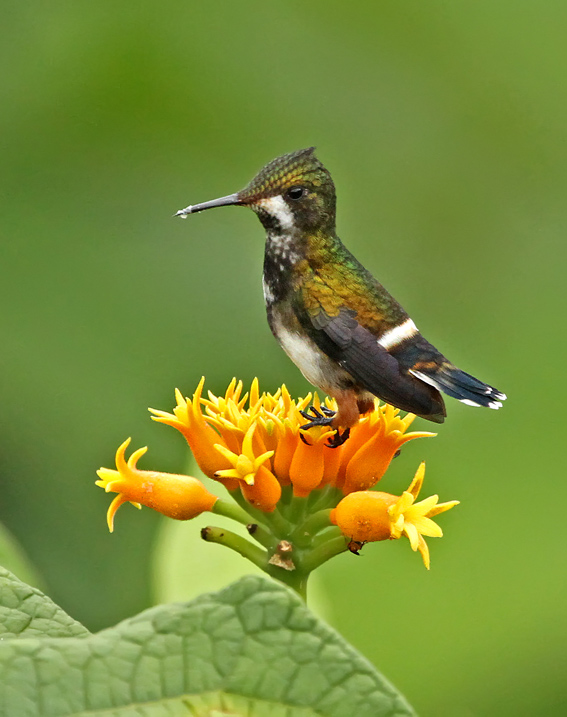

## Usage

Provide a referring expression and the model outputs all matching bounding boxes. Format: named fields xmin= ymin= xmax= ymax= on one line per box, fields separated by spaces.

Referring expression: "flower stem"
xmin=211 ymin=499 xmax=278 ymax=548
xmin=311 ymin=525 xmax=343 ymax=549
xmin=229 ymin=488 xmax=287 ymax=532
xmin=265 ymin=506 xmax=294 ymax=537
xmin=200 ymin=526 xmax=268 ymax=571
xmin=291 ymin=509 xmax=333 ymax=546
xmin=277 ymin=484 xmax=293 ymax=507
xmin=212 ymin=498 xmax=268 ymax=531
xmin=301 ymin=535 xmax=349 ymax=572
xmin=244 ymin=522 xmax=275 ymax=549
xmin=266 ymin=563 xmax=309 ymax=601
xmin=309 ymin=485 xmax=342 ymax=512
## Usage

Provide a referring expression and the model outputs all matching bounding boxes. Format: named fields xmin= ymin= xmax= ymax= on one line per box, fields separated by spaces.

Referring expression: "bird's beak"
xmin=174 ymin=192 xmax=241 ymax=218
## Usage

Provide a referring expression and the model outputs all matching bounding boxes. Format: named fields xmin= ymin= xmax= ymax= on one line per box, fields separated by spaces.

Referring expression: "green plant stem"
xmin=278 ymin=493 xmax=314 ymax=530
xmin=301 ymin=535 xmax=349 ymax=572
xmin=309 ymin=485 xmax=342 ymax=512
xmin=212 ymin=499 xmax=274 ymax=548
xmin=244 ymin=522 xmax=275 ymax=549
xmin=277 ymin=484 xmax=293 ymax=507
xmin=311 ymin=525 xmax=343 ymax=549
xmin=228 ymin=488 xmax=286 ymax=533
xmin=212 ymin=498 xmax=262 ymax=528
xmin=266 ymin=564 xmax=309 ymax=601
xmin=266 ymin=505 xmax=294 ymax=537
xmin=201 ymin=526 xmax=268 ymax=571
xmin=291 ymin=509 xmax=333 ymax=545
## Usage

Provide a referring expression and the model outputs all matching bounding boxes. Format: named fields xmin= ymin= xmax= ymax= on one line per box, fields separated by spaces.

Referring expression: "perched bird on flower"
xmin=175 ymin=149 xmax=506 ymax=445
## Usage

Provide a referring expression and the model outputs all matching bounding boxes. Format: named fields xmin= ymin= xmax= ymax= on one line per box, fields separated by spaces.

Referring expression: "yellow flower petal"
xmin=389 ymin=491 xmax=415 ymax=517
xmin=409 ymin=516 xmax=443 ymax=538
xmin=403 ymin=520 xmax=420 ymax=551
xmin=107 ymin=494 xmax=128 ymax=533
xmin=212 ymin=424 xmax=273 ymax=488
xmin=409 ymin=494 xmax=439 ymax=515
xmin=407 ymin=461 xmax=426 ymax=498
xmin=417 ymin=533 xmax=431 ymax=570
xmin=428 ymin=500 xmax=460 ymax=517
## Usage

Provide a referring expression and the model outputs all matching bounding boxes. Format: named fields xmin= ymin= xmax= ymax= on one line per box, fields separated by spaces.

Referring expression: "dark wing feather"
xmin=299 ymin=303 xmax=446 ymax=422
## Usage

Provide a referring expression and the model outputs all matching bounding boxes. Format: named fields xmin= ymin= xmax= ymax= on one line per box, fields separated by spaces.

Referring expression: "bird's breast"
xmin=267 ymin=303 xmax=354 ymax=394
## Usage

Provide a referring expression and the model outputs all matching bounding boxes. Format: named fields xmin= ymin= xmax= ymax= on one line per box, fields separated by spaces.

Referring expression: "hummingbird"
xmin=175 ymin=148 xmax=506 ymax=446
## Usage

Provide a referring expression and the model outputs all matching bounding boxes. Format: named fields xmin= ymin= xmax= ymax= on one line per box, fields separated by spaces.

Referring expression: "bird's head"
xmin=175 ymin=148 xmax=336 ymax=234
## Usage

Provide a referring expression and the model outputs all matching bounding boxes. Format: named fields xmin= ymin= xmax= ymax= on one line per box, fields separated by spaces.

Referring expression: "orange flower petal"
xmin=240 ymin=464 xmax=281 ymax=512
xmin=343 ymin=431 xmax=400 ymax=494
xmin=272 ymin=426 xmax=297 ymax=486
xmin=322 ymin=441 xmax=344 ymax=486
xmin=289 ymin=433 xmax=326 ymax=497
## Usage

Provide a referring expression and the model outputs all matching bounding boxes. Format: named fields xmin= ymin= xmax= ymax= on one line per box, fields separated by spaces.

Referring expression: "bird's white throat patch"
xmin=257 ymin=195 xmax=295 ymax=231
xmin=262 ymin=275 xmax=275 ymax=305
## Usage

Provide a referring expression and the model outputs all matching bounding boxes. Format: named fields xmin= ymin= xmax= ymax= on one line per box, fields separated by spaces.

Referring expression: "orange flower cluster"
xmin=149 ymin=377 xmax=434 ymax=511
xmin=97 ymin=378 xmax=459 ymax=568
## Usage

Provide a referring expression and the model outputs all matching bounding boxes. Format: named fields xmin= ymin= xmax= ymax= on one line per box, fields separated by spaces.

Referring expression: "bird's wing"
xmin=294 ymin=273 xmax=446 ymax=420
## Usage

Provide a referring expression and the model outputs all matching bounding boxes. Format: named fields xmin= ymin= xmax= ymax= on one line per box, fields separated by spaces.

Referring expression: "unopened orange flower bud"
xmin=96 ymin=438 xmax=217 ymax=532
xmin=330 ymin=491 xmax=398 ymax=542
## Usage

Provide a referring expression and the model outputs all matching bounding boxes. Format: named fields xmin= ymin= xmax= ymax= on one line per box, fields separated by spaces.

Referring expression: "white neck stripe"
xmin=257 ymin=195 xmax=295 ymax=231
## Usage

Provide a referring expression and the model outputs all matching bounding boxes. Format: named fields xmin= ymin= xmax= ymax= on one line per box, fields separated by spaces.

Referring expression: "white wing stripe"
xmin=378 ymin=318 xmax=418 ymax=350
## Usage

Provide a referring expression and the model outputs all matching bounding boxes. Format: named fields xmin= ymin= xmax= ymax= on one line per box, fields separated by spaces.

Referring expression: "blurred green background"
xmin=1 ymin=1 xmax=565 ymax=714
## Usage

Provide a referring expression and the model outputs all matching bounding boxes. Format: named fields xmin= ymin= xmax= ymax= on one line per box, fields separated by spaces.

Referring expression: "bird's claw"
xmin=325 ymin=427 xmax=350 ymax=448
xmin=299 ymin=432 xmax=312 ymax=446
xmin=299 ymin=405 xmax=349 ymax=448
xmin=299 ymin=405 xmax=335 ymax=430
xmin=299 ymin=405 xmax=336 ymax=425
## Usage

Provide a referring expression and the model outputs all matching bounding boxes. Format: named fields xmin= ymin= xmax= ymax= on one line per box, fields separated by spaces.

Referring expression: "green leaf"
xmin=0 ymin=571 xmax=414 ymax=716
xmin=0 ymin=567 xmax=89 ymax=639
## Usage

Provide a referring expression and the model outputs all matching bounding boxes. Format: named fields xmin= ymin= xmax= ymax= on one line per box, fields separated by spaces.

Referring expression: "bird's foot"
xmin=299 ymin=406 xmax=335 ymax=429
xmin=299 ymin=406 xmax=350 ymax=448
xmin=325 ymin=427 xmax=350 ymax=448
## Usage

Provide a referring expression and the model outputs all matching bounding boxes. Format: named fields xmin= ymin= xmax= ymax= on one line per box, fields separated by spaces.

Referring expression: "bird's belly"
xmin=270 ymin=312 xmax=352 ymax=394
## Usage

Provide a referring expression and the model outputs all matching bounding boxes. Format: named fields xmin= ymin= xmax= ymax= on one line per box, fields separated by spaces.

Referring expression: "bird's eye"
xmin=287 ymin=186 xmax=306 ymax=200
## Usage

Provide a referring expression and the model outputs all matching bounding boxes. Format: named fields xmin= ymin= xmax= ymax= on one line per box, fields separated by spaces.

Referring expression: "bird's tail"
xmin=410 ymin=363 xmax=506 ymax=409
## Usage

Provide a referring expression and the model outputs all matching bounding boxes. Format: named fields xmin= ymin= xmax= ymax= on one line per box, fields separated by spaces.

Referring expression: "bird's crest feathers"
xmin=239 ymin=147 xmax=333 ymax=201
